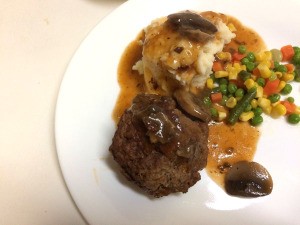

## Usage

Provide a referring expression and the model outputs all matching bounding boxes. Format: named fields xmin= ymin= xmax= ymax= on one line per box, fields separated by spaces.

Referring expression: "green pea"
xmin=276 ymin=64 xmax=288 ymax=73
xmin=256 ymin=77 xmax=266 ymax=87
xmin=238 ymin=45 xmax=247 ymax=54
xmin=219 ymin=84 xmax=228 ymax=95
xmin=241 ymin=57 xmax=250 ymax=65
xmin=274 ymin=61 xmax=280 ymax=69
xmin=203 ymin=96 xmax=212 ymax=106
xmin=246 ymin=52 xmax=256 ymax=62
xmin=294 ymin=67 xmax=300 ymax=82
xmin=221 ymin=95 xmax=228 ymax=106
xmin=228 ymin=83 xmax=238 ymax=94
xmin=218 ymin=78 xmax=228 ymax=85
xmin=253 ymin=107 xmax=263 ymax=116
xmin=210 ymin=108 xmax=219 ymax=118
xmin=271 ymin=49 xmax=283 ymax=62
xmin=238 ymin=70 xmax=251 ymax=81
xmin=245 ymin=62 xmax=255 ymax=71
xmin=287 ymin=97 xmax=295 ymax=103
xmin=269 ymin=71 xmax=277 ymax=81
xmin=292 ymin=52 xmax=300 ymax=65
xmin=268 ymin=94 xmax=280 ymax=103
xmin=251 ymin=115 xmax=263 ymax=126
xmin=235 ymin=88 xmax=244 ymax=98
xmin=281 ymin=83 xmax=292 ymax=95
xmin=293 ymin=46 xmax=300 ymax=54
xmin=244 ymin=103 xmax=252 ymax=112
xmin=288 ymin=114 xmax=300 ymax=124
xmin=212 ymin=87 xmax=220 ymax=93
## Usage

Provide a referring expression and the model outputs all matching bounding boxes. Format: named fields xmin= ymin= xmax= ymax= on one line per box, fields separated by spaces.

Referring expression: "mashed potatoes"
xmin=133 ymin=11 xmax=236 ymax=95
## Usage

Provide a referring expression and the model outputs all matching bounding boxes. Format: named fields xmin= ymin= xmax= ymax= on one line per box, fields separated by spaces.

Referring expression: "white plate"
xmin=55 ymin=0 xmax=300 ymax=224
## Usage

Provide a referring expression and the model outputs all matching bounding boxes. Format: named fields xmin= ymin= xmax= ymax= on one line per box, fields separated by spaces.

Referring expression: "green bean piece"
xmin=288 ymin=114 xmax=300 ymax=124
xmin=238 ymin=70 xmax=251 ymax=81
xmin=228 ymin=89 xmax=257 ymax=125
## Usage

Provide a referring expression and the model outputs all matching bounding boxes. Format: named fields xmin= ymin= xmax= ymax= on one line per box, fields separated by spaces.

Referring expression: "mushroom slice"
xmin=173 ymin=89 xmax=211 ymax=122
xmin=225 ymin=161 xmax=273 ymax=197
xmin=167 ymin=11 xmax=218 ymax=42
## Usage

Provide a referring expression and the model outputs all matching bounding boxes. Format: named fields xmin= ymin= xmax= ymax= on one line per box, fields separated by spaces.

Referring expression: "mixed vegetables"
xmin=204 ymin=44 xmax=300 ymax=125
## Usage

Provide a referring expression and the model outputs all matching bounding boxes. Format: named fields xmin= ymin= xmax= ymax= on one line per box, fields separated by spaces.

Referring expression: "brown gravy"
xmin=113 ymin=13 xmax=265 ymax=187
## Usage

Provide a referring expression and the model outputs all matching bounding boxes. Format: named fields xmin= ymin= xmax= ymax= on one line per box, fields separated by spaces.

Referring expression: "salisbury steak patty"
xmin=109 ymin=94 xmax=208 ymax=197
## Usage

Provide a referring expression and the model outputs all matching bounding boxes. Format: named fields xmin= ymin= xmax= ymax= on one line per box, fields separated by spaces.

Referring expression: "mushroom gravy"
xmin=113 ymin=13 xmax=265 ymax=188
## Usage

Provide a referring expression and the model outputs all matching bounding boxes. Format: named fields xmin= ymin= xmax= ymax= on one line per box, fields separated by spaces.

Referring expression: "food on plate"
xmin=110 ymin=9 xmax=299 ymax=198
xmin=206 ymin=44 xmax=300 ymax=125
xmin=109 ymin=94 xmax=208 ymax=197
xmin=134 ymin=11 xmax=235 ymax=95
xmin=225 ymin=161 xmax=273 ymax=197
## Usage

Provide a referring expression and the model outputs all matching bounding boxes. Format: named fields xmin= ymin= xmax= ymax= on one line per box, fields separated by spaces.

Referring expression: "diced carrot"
xmin=281 ymin=45 xmax=295 ymax=61
xmin=281 ymin=101 xmax=296 ymax=114
xmin=263 ymin=78 xmax=280 ymax=96
xmin=232 ymin=52 xmax=245 ymax=62
xmin=285 ymin=63 xmax=295 ymax=72
xmin=211 ymin=92 xmax=223 ymax=103
xmin=212 ymin=61 xmax=224 ymax=72
xmin=252 ymin=67 xmax=260 ymax=76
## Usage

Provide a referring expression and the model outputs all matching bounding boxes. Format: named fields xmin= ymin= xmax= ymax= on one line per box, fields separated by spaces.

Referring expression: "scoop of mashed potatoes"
xmin=133 ymin=11 xmax=235 ymax=95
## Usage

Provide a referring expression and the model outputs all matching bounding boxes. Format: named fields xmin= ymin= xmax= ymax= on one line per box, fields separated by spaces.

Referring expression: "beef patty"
xmin=109 ymin=93 xmax=208 ymax=197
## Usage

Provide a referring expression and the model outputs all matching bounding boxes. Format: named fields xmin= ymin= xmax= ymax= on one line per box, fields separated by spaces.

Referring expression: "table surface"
xmin=0 ymin=1 xmax=125 ymax=224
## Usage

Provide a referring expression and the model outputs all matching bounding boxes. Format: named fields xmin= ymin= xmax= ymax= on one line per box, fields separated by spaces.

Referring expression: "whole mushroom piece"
xmin=225 ymin=161 xmax=273 ymax=197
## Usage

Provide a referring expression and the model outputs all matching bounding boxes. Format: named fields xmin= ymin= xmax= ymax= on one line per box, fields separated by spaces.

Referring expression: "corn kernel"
xmin=256 ymin=86 xmax=264 ymax=98
xmin=264 ymin=51 xmax=272 ymax=61
xmin=244 ymin=78 xmax=255 ymax=90
xmin=277 ymin=80 xmax=286 ymax=92
xmin=228 ymin=70 xmax=238 ymax=80
xmin=257 ymin=63 xmax=271 ymax=78
xmin=226 ymin=97 xmax=237 ymax=108
xmin=239 ymin=111 xmax=254 ymax=122
xmin=282 ymin=73 xmax=294 ymax=82
xmin=258 ymin=97 xmax=271 ymax=109
xmin=295 ymin=107 xmax=300 ymax=114
xmin=218 ymin=111 xmax=227 ymax=121
xmin=274 ymin=71 xmax=283 ymax=78
xmin=227 ymin=23 xmax=237 ymax=32
xmin=255 ymin=52 xmax=265 ymax=62
xmin=271 ymin=103 xmax=287 ymax=118
xmin=206 ymin=78 xmax=214 ymax=89
xmin=215 ymin=71 xmax=229 ymax=78
xmin=264 ymin=105 xmax=272 ymax=115
xmin=217 ymin=52 xmax=232 ymax=61
xmin=251 ymin=99 xmax=258 ymax=108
